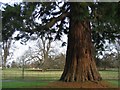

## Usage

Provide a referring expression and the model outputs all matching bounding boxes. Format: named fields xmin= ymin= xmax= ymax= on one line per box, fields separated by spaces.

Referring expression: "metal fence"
xmin=2 ymin=68 xmax=119 ymax=81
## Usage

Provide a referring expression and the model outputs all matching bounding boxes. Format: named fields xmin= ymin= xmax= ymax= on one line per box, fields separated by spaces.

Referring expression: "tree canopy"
xmin=2 ymin=2 xmax=120 ymax=54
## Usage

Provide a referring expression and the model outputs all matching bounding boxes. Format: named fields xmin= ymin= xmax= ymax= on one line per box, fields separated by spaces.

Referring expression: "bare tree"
xmin=16 ymin=33 xmax=53 ymax=70
xmin=30 ymin=33 xmax=53 ymax=71
xmin=115 ymin=39 xmax=120 ymax=75
xmin=2 ymin=38 xmax=12 ymax=68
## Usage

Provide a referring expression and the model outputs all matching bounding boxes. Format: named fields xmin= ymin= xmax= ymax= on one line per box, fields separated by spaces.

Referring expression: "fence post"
xmin=22 ymin=59 xmax=24 ymax=79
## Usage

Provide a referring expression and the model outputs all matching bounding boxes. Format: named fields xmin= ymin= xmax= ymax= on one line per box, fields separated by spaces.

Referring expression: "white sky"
xmin=0 ymin=0 xmax=22 ymax=3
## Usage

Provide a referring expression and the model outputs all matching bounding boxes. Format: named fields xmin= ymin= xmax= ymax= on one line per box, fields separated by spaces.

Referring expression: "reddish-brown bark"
xmin=60 ymin=18 xmax=102 ymax=82
xmin=60 ymin=3 xmax=102 ymax=82
xmin=60 ymin=3 xmax=101 ymax=82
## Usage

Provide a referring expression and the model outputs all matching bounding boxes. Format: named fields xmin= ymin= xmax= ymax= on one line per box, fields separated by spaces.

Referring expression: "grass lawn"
xmin=2 ymin=68 xmax=119 ymax=88
xmin=99 ymin=70 xmax=119 ymax=88
xmin=99 ymin=70 xmax=118 ymax=80
xmin=106 ymin=80 xmax=119 ymax=87
xmin=2 ymin=81 xmax=49 ymax=88
xmin=2 ymin=68 xmax=62 ymax=80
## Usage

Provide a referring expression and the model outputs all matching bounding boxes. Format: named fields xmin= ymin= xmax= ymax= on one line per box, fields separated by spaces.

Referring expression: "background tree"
xmin=1 ymin=3 xmax=30 ymax=67
xmin=2 ymin=2 xmax=120 ymax=82
xmin=11 ymin=61 xmax=18 ymax=68
xmin=15 ymin=34 xmax=56 ymax=70
xmin=36 ymin=33 xmax=53 ymax=71
xmin=2 ymin=38 xmax=12 ymax=67
xmin=51 ymin=53 xmax=65 ymax=69
xmin=0 ymin=46 xmax=1 ymax=68
xmin=115 ymin=38 xmax=120 ymax=69
xmin=23 ymin=34 xmax=54 ymax=70
xmin=2 ymin=4 xmax=20 ymax=68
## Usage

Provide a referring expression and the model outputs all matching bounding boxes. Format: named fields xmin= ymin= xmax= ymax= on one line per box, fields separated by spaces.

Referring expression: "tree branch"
xmin=45 ymin=12 xmax=69 ymax=29
xmin=31 ymin=12 xmax=70 ymax=33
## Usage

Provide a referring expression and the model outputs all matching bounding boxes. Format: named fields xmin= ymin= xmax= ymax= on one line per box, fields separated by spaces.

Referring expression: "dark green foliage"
xmin=70 ymin=3 xmax=89 ymax=22
xmin=2 ymin=3 xmax=37 ymax=43
xmin=2 ymin=4 xmax=21 ymax=41
xmin=90 ymin=2 xmax=120 ymax=54
xmin=2 ymin=2 xmax=120 ymax=52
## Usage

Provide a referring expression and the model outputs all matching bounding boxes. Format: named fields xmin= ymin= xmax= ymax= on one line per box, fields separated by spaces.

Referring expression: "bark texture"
xmin=60 ymin=3 xmax=102 ymax=82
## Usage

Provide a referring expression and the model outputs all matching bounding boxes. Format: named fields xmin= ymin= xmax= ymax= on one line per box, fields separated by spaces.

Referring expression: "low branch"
xmin=45 ymin=12 xmax=69 ymax=28
xmin=31 ymin=12 xmax=69 ymax=32
xmin=22 ymin=12 xmax=69 ymax=36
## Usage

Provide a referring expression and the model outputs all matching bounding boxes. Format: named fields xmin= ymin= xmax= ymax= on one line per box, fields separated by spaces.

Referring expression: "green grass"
xmin=2 ymin=68 xmax=62 ymax=80
xmin=99 ymin=70 xmax=119 ymax=87
xmin=106 ymin=80 xmax=119 ymax=87
xmin=2 ymin=81 xmax=49 ymax=88
xmin=2 ymin=68 xmax=119 ymax=88
xmin=99 ymin=70 xmax=118 ymax=80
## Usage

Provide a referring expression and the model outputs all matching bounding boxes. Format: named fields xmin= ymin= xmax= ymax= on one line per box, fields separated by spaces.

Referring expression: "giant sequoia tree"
xmin=2 ymin=2 xmax=120 ymax=82
xmin=60 ymin=3 xmax=102 ymax=82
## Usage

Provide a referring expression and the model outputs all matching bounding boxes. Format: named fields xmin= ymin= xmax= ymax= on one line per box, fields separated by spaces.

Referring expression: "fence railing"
xmin=2 ymin=68 xmax=63 ymax=81
xmin=2 ymin=68 xmax=118 ymax=81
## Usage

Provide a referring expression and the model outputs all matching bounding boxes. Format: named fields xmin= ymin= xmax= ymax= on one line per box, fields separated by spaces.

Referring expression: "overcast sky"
xmin=0 ymin=0 xmax=22 ymax=3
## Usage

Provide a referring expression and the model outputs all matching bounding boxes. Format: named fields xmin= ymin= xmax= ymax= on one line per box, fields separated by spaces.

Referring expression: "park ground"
xmin=1 ymin=68 xmax=120 ymax=88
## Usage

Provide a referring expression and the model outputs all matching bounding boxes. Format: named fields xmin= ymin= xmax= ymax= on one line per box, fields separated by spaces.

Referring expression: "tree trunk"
xmin=2 ymin=40 xmax=10 ymax=68
xmin=41 ymin=36 xmax=51 ymax=71
xmin=60 ymin=3 xmax=102 ymax=82
xmin=42 ymin=53 xmax=49 ymax=71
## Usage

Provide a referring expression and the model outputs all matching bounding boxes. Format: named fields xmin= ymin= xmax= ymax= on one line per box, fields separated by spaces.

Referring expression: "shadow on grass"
xmin=2 ymin=79 xmax=119 ymax=88
xmin=2 ymin=80 xmax=55 ymax=88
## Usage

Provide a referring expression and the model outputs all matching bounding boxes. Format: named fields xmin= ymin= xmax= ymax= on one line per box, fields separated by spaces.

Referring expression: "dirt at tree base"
xmin=42 ymin=81 xmax=117 ymax=88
